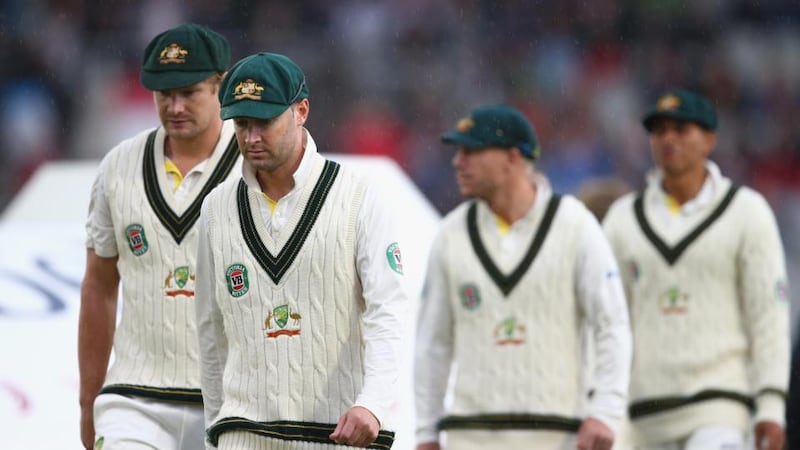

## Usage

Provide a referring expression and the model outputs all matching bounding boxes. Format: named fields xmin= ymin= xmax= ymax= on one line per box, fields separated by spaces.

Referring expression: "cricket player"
xmin=78 ymin=23 xmax=240 ymax=450
xmin=603 ymin=88 xmax=790 ymax=450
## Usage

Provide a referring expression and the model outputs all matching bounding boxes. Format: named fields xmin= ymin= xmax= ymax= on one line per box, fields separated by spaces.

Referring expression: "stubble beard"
xmin=165 ymin=119 xmax=202 ymax=141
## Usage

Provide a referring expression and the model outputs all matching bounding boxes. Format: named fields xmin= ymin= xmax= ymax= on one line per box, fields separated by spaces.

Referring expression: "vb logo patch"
xmin=459 ymin=283 xmax=481 ymax=310
xmin=226 ymin=264 xmax=249 ymax=297
xmin=125 ymin=224 xmax=149 ymax=256
xmin=386 ymin=242 xmax=403 ymax=274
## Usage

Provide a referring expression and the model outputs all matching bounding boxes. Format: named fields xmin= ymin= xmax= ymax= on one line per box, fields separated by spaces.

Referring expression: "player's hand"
xmin=330 ymin=406 xmax=380 ymax=448
xmin=754 ymin=420 xmax=784 ymax=450
xmin=80 ymin=405 xmax=95 ymax=450
xmin=416 ymin=443 xmax=441 ymax=450
xmin=576 ymin=417 xmax=614 ymax=450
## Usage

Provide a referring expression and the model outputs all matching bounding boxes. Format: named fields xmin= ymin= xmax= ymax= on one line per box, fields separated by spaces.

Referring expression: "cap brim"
xmin=642 ymin=110 xmax=711 ymax=131
xmin=441 ymin=131 xmax=485 ymax=148
xmin=220 ymin=100 xmax=290 ymax=120
xmin=141 ymin=70 xmax=216 ymax=91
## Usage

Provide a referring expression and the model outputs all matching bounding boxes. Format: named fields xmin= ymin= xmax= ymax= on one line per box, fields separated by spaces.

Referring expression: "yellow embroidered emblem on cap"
xmin=456 ymin=117 xmax=475 ymax=132
xmin=656 ymin=94 xmax=681 ymax=111
xmin=233 ymin=79 xmax=265 ymax=100
xmin=159 ymin=43 xmax=188 ymax=64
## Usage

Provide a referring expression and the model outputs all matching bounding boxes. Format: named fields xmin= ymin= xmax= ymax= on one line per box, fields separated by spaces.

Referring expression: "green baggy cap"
xmin=140 ymin=24 xmax=231 ymax=91
xmin=441 ymin=104 xmax=540 ymax=159
xmin=219 ymin=52 xmax=309 ymax=120
xmin=642 ymin=89 xmax=718 ymax=131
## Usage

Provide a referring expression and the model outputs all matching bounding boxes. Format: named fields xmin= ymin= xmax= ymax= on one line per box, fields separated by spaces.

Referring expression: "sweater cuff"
xmin=755 ymin=392 xmax=786 ymax=426
xmin=353 ymin=398 xmax=387 ymax=427
xmin=415 ymin=427 xmax=439 ymax=446
xmin=586 ymin=412 xmax=621 ymax=436
xmin=586 ymin=391 xmax=626 ymax=434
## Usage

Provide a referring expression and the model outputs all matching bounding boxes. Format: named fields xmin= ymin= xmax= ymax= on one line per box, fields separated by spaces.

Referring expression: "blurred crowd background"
xmin=2 ymin=0 xmax=800 ymax=314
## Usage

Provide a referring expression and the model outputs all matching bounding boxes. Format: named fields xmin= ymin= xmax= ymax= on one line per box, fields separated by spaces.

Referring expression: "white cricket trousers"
xmin=442 ymin=429 xmax=577 ymax=450
xmin=635 ymin=424 xmax=745 ymax=450
xmin=93 ymin=393 xmax=204 ymax=449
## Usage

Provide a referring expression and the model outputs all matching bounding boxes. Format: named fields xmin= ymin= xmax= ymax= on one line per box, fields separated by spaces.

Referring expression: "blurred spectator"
xmin=0 ymin=79 xmax=61 ymax=188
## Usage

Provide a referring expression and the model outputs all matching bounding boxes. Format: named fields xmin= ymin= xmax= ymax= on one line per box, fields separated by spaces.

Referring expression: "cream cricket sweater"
xmin=415 ymin=191 xmax=631 ymax=450
xmin=603 ymin=167 xmax=790 ymax=445
xmin=94 ymin=124 xmax=240 ymax=401
xmin=197 ymin=156 xmax=395 ymax=449
xmin=443 ymin=196 xmax=584 ymax=422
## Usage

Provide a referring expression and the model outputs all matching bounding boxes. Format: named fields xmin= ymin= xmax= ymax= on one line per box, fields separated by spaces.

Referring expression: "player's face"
xmin=452 ymin=146 xmax=511 ymax=199
xmin=153 ymin=77 xmax=221 ymax=141
xmin=649 ymin=118 xmax=715 ymax=179
xmin=233 ymin=100 xmax=308 ymax=173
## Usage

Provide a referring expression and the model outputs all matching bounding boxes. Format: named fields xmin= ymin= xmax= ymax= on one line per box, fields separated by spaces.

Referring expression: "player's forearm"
xmin=77 ymin=280 xmax=117 ymax=406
